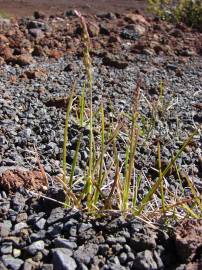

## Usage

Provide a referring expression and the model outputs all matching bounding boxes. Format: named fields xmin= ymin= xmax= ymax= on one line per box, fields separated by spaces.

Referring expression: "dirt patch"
xmin=174 ymin=219 xmax=202 ymax=267
xmin=0 ymin=168 xmax=48 ymax=192
xmin=0 ymin=0 xmax=147 ymax=17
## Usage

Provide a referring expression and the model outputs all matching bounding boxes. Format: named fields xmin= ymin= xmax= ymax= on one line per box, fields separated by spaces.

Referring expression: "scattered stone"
xmin=64 ymin=63 xmax=77 ymax=72
xmin=102 ymin=53 xmax=128 ymax=69
xmin=16 ymin=212 xmax=28 ymax=223
xmin=26 ymin=240 xmax=45 ymax=255
xmin=47 ymin=207 xmax=65 ymax=225
xmin=35 ymin=218 xmax=46 ymax=230
xmin=13 ymin=249 xmax=21 ymax=258
xmin=0 ymin=220 xmax=12 ymax=237
xmin=1 ymin=242 xmax=13 ymax=254
xmin=8 ymin=54 xmax=35 ymax=66
xmin=24 ymin=69 xmax=47 ymax=80
xmin=14 ymin=222 xmax=29 ymax=233
xmin=32 ymin=45 xmax=46 ymax=57
xmin=33 ymin=11 xmax=46 ymax=19
xmin=12 ymin=192 xmax=26 ymax=212
xmin=87 ymin=22 xmax=100 ymax=37
xmin=29 ymin=28 xmax=44 ymax=39
xmin=1 ymin=255 xmax=24 ymax=270
xmin=133 ymin=250 xmax=158 ymax=270
xmin=54 ymin=238 xmax=77 ymax=249
xmin=52 ymin=248 xmax=76 ymax=270
xmin=125 ymin=13 xmax=149 ymax=25
xmin=129 ymin=234 xmax=156 ymax=251
xmin=74 ymin=243 xmax=99 ymax=265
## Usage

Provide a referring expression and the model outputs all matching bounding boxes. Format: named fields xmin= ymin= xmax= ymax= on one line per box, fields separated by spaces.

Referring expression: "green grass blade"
xmin=123 ymin=112 xmax=139 ymax=210
xmin=137 ymin=130 xmax=198 ymax=214
xmin=93 ymin=103 xmax=105 ymax=206
xmin=106 ymin=141 xmax=120 ymax=207
xmin=162 ymin=130 xmax=198 ymax=177
xmin=185 ymin=174 xmax=202 ymax=211
xmin=69 ymin=134 xmax=82 ymax=189
xmin=158 ymin=141 xmax=165 ymax=213
xmin=132 ymin=174 xmax=142 ymax=208
xmin=80 ymin=81 xmax=86 ymax=127
xmin=63 ymin=83 xmax=76 ymax=184
xmin=182 ymin=204 xmax=200 ymax=219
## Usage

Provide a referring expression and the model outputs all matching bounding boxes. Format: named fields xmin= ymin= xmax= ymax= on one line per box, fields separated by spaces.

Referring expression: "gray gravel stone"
xmin=47 ymin=207 xmax=65 ymax=225
xmin=1 ymin=242 xmax=13 ymax=254
xmin=133 ymin=250 xmax=158 ymax=270
xmin=106 ymin=236 xmax=126 ymax=245
xmin=74 ymin=243 xmax=99 ymax=265
xmin=54 ymin=238 xmax=77 ymax=249
xmin=26 ymin=240 xmax=45 ymax=255
xmin=12 ymin=192 xmax=26 ymax=212
xmin=41 ymin=264 xmax=54 ymax=270
xmin=0 ymin=220 xmax=12 ymax=237
xmin=52 ymin=248 xmax=76 ymax=270
xmin=2 ymin=255 xmax=24 ymax=270
xmin=119 ymin=252 xmax=127 ymax=264
xmin=129 ymin=233 xmax=156 ymax=251
xmin=14 ymin=222 xmax=29 ymax=233
xmin=35 ymin=218 xmax=46 ymax=230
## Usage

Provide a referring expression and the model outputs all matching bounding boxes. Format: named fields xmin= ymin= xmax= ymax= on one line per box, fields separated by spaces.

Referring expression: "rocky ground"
xmin=0 ymin=5 xmax=202 ymax=270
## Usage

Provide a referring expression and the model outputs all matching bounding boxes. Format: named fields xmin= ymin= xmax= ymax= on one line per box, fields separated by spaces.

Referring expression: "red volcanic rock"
xmin=24 ymin=68 xmax=47 ymax=79
xmin=0 ymin=57 xmax=5 ymax=64
xmin=175 ymin=219 xmax=202 ymax=263
xmin=125 ymin=13 xmax=149 ymax=26
xmin=0 ymin=34 xmax=9 ymax=44
xmin=32 ymin=45 xmax=46 ymax=57
xmin=0 ymin=169 xmax=48 ymax=192
xmin=0 ymin=46 xmax=13 ymax=60
xmin=87 ymin=22 xmax=100 ymax=37
xmin=49 ymin=50 xmax=63 ymax=59
xmin=8 ymin=54 xmax=35 ymax=66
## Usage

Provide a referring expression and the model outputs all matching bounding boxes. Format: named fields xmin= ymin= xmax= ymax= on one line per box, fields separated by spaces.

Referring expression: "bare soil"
xmin=0 ymin=0 xmax=147 ymax=17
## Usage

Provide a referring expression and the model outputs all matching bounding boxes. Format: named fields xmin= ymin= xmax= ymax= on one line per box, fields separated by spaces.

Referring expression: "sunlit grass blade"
xmin=132 ymin=174 xmax=142 ymax=209
xmin=137 ymin=130 xmax=198 ymax=214
xmin=123 ymin=112 xmax=139 ymax=210
xmin=91 ymin=123 xmax=122 ymax=180
xmin=157 ymin=141 xmax=165 ymax=213
xmin=162 ymin=130 xmax=198 ymax=177
xmin=159 ymin=80 xmax=164 ymax=107
xmin=182 ymin=203 xmax=200 ymax=219
xmin=184 ymin=174 xmax=202 ymax=211
xmin=80 ymin=81 xmax=86 ymax=127
xmin=93 ymin=103 xmax=105 ymax=206
xmin=55 ymin=175 xmax=80 ymax=207
xmin=69 ymin=134 xmax=82 ymax=189
xmin=175 ymin=162 xmax=185 ymax=196
xmin=104 ymin=141 xmax=119 ymax=209
xmin=63 ymin=82 xmax=76 ymax=185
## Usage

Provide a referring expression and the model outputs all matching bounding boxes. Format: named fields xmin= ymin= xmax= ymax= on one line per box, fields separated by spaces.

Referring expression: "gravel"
xmin=0 ymin=9 xmax=201 ymax=270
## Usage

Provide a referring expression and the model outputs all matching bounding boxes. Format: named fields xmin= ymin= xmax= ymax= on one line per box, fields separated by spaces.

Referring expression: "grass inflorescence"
xmin=59 ymin=10 xmax=201 ymax=223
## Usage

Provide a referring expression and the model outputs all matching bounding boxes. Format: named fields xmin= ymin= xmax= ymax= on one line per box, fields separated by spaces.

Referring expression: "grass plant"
xmin=60 ymin=10 xmax=201 ymax=223
xmin=147 ymin=0 xmax=202 ymax=31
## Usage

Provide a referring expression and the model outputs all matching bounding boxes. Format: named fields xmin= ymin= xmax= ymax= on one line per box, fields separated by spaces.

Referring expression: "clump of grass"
xmin=147 ymin=0 xmax=202 ymax=31
xmin=0 ymin=10 xmax=11 ymax=19
xmin=59 ymin=10 xmax=201 ymax=223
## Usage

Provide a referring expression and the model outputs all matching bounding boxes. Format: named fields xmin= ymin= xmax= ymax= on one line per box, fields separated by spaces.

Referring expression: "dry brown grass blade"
xmin=133 ymin=79 xmax=141 ymax=114
xmin=34 ymin=145 xmax=48 ymax=187
xmin=55 ymin=176 xmax=80 ymax=208
xmin=104 ymin=161 xmax=120 ymax=209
